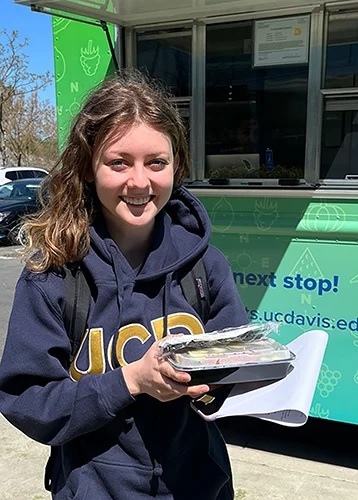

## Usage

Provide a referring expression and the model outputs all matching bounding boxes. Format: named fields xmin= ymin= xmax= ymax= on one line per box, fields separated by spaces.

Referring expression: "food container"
xmin=158 ymin=322 xmax=295 ymax=385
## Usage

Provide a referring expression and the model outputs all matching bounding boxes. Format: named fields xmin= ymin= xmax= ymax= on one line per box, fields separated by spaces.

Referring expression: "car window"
xmin=0 ymin=184 xmax=13 ymax=198
xmin=24 ymin=184 xmax=41 ymax=197
xmin=16 ymin=169 xmax=47 ymax=179
xmin=10 ymin=183 xmax=40 ymax=199
xmin=17 ymin=170 xmax=35 ymax=179
xmin=5 ymin=172 xmax=17 ymax=181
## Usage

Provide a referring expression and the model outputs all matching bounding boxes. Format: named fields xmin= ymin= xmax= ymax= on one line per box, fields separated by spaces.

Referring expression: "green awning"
xmin=14 ymin=0 xmax=121 ymax=24
xmin=13 ymin=0 xmax=242 ymax=26
xmin=14 ymin=0 xmax=317 ymax=26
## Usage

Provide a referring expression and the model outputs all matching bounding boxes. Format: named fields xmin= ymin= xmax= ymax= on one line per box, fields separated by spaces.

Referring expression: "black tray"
xmin=186 ymin=361 xmax=294 ymax=385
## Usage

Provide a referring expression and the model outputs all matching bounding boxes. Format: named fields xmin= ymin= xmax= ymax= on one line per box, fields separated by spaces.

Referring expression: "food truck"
xmin=15 ymin=0 xmax=358 ymax=426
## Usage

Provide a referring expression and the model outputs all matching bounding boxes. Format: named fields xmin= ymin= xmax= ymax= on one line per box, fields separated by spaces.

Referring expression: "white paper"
xmin=191 ymin=329 xmax=328 ymax=427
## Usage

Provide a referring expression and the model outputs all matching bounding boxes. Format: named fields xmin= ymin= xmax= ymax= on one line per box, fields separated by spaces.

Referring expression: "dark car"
xmin=0 ymin=178 xmax=46 ymax=245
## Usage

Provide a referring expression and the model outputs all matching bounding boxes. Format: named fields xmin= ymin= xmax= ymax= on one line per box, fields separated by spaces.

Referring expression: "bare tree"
xmin=4 ymin=91 xmax=58 ymax=168
xmin=0 ymin=29 xmax=52 ymax=166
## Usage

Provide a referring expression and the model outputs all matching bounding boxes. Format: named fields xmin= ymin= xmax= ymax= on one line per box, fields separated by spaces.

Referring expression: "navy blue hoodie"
xmin=0 ymin=187 xmax=247 ymax=499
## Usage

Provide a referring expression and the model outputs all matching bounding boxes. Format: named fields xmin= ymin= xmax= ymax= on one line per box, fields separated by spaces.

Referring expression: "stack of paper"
xmin=191 ymin=329 xmax=328 ymax=427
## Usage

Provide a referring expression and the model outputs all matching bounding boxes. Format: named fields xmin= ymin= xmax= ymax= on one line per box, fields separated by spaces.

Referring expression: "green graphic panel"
xmin=199 ymin=194 xmax=358 ymax=425
xmin=52 ymin=17 xmax=116 ymax=148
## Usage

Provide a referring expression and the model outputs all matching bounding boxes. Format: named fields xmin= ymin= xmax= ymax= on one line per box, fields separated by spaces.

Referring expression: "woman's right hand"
xmin=122 ymin=340 xmax=210 ymax=402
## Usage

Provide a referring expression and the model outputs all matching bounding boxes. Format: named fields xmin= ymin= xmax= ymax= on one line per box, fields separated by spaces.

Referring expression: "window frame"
xmin=200 ymin=6 xmax=324 ymax=186
xmin=127 ymin=2 xmax=358 ymax=188
xmin=319 ymin=4 xmax=358 ymax=186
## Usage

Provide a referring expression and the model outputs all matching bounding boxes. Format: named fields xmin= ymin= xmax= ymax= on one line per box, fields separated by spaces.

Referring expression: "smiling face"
xmin=90 ymin=121 xmax=177 ymax=242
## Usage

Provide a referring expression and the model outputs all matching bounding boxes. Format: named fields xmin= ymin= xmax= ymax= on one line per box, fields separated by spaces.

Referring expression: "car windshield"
xmin=0 ymin=182 xmax=41 ymax=199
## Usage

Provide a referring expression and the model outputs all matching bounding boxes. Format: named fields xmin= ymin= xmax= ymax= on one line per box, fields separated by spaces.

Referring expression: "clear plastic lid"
xmin=158 ymin=322 xmax=295 ymax=371
xmin=166 ymin=337 xmax=295 ymax=371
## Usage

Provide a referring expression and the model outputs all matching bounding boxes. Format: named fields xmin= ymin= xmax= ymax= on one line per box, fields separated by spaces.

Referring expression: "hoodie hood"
xmin=85 ymin=186 xmax=211 ymax=283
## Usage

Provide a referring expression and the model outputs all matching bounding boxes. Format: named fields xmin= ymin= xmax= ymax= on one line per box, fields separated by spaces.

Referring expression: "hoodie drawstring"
xmin=108 ymin=243 xmax=126 ymax=315
xmin=162 ymin=273 xmax=173 ymax=337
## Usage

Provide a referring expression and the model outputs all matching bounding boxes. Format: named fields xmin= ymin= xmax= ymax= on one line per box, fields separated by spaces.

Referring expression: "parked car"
xmin=0 ymin=166 xmax=48 ymax=186
xmin=0 ymin=178 xmax=46 ymax=245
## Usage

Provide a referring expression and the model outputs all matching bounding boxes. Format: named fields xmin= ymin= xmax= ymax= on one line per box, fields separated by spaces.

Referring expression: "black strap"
xmin=180 ymin=257 xmax=210 ymax=324
xmin=63 ymin=264 xmax=91 ymax=363
xmin=45 ymin=266 xmax=90 ymax=493
xmin=44 ymin=455 xmax=53 ymax=491
xmin=44 ymin=450 xmax=55 ymax=491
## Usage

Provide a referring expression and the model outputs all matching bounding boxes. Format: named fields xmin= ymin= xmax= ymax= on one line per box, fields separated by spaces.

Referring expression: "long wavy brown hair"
xmin=21 ymin=69 xmax=190 ymax=272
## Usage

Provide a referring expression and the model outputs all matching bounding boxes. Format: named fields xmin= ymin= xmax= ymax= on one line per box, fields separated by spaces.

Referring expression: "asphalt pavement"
xmin=0 ymin=245 xmax=357 ymax=499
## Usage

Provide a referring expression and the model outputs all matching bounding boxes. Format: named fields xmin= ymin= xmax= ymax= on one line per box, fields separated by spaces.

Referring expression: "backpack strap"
xmin=44 ymin=266 xmax=91 ymax=493
xmin=180 ymin=257 xmax=210 ymax=324
xmin=63 ymin=264 xmax=91 ymax=363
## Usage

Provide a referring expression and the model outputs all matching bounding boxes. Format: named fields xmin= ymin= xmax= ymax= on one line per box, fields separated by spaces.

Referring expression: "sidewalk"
xmin=229 ymin=443 xmax=358 ymax=499
xmin=0 ymin=414 xmax=49 ymax=500
xmin=1 ymin=414 xmax=358 ymax=500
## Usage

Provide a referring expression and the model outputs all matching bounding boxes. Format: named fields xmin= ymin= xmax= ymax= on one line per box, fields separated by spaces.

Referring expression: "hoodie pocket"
xmin=69 ymin=460 xmax=170 ymax=500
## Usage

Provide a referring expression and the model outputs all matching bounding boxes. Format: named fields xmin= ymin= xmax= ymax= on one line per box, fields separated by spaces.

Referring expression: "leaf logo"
xmin=211 ymin=198 xmax=235 ymax=232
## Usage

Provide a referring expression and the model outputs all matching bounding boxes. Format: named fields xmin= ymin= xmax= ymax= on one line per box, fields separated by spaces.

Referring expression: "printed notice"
xmin=254 ymin=15 xmax=310 ymax=67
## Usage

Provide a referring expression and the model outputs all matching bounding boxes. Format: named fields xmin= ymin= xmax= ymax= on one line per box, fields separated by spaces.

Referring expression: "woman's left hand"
xmin=122 ymin=340 xmax=210 ymax=402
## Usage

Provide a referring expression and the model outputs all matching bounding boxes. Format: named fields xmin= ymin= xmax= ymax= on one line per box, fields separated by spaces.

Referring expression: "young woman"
xmin=0 ymin=70 xmax=248 ymax=499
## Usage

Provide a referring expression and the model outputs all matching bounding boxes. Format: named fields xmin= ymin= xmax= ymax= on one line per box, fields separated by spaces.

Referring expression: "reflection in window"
xmin=321 ymin=14 xmax=358 ymax=180
xmin=136 ymin=29 xmax=192 ymax=97
xmin=321 ymin=107 xmax=358 ymax=179
xmin=205 ymin=21 xmax=308 ymax=180
xmin=325 ymin=15 xmax=358 ymax=89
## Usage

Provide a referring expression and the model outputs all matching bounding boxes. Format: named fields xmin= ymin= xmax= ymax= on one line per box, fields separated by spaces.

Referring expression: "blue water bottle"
xmin=265 ymin=148 xmax=274 ymax=173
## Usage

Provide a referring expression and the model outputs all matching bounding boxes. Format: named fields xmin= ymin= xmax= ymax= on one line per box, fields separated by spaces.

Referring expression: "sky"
xmin=1 ymin=0 xmax=56 ymax=104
